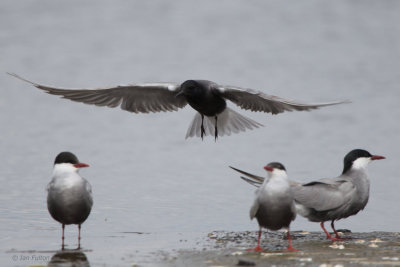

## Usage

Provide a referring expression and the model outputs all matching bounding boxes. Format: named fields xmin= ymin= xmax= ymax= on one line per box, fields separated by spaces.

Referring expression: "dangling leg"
xmin=320 ymin=221 xmax=341 ymax=241
xmin=214 ymin=116 xmax=218 ymax=141
xmin=200 ymin=114 xmax=205 ymax=140
xmin=331 ymin=220 xmax=349 ymax=240
xmin=285 ymin=229 xmax=299 ymax=251
xmin=78 ymin=224 xmax=81 ymax=249
xmin=61 ymin=224 xmax=65 ymax=250
xmin=248 ymin=227 xmax=263 ymax=251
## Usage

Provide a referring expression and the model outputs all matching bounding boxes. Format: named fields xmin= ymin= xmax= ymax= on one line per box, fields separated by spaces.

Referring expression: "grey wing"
xmin=9 ymin=73 xmax=187 ymax=113
xmin=46 ymin=179 xmax=54 ymax=192
xmin=250 ymin=198 xmax=260 ymax=220
xmin=293 ymin=179 xmax=355 ymax=211
xmin=218 ymin=85 xmax=350 ymax=114
xmin=83 ymin=178 xmax=94 ymax=207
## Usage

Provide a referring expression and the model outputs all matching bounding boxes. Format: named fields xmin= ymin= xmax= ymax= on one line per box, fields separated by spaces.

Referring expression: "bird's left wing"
xmin=293 ymin=179 xmax=355 ymax=212
xmin=8 ymin=73 xmax=187 ymax=113
xmin=218 ymin=85 xmax=350 ymax=114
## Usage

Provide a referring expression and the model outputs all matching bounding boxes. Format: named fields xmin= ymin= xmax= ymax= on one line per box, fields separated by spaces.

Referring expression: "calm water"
xmin=1 ymin=1 xmax=399 ymax=266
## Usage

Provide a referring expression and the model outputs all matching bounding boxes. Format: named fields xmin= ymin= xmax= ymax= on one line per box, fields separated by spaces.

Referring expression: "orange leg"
xmin=331 ymin=220 xmax=349 ymax=241
xmin=285 ymin=229 xmax=299 ymax=251
xmin=248 ymin=228 xmax=263 ymax=251
xmin=320 ymin=222 xmax=342 ymax=241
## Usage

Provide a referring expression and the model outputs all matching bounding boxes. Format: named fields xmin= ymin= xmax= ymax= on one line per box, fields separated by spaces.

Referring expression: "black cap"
xmin=54 ymin=152 xmax=79 ymax=165
xmin=342 ymin=149 xmax=372 ymax=174
xmin=266 ymin=162 xmax=286 ymax=171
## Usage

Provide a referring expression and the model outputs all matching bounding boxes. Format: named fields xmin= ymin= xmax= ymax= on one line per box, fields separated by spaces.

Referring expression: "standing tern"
xmin=47 ymin=152 xmax=93 ymax=250
xmin=8 ymin=73 xmax=349 ymax=140
xmin=232 ymin=163 xmax=298 ymax=251
xmin=230 ymin=149 xmax=385 ymax=241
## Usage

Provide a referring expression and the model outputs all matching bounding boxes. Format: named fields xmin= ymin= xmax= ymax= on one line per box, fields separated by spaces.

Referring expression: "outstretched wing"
xmin=218 ymin=85 xmax=350 ymax=114
xmin=8 ymin=73 xmax=187 ymax=113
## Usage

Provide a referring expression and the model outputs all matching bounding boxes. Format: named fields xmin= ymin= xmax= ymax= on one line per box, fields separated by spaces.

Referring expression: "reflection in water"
xmin=48 ymin=250 xmax=90 ymax=267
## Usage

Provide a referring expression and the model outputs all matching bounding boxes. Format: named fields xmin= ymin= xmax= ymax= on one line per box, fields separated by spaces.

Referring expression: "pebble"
xmin=382 ymin=257 xmax=399 ymax=261
xmin=237 ymin=259 xmax=256 ymax=266
xmin=329 ymin=244 xmax=345 ymax=249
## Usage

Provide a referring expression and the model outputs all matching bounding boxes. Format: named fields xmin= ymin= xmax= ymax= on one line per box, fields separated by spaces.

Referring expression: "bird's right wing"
xmin=8 ymin=73 xmax=187 ymax=113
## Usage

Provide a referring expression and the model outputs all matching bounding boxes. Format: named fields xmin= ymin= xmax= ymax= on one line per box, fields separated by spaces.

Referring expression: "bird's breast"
xmin=186 ymin=94 xmax=227 ymax=116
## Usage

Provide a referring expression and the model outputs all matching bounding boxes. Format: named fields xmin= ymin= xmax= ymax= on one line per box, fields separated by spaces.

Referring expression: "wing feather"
xmin=8 ymin=73 xmax=187 ymax=113
xmin=293 ymin=179 xmax=355 ymax=211
xmin=218 ymin=85 xmax=350 ymax=114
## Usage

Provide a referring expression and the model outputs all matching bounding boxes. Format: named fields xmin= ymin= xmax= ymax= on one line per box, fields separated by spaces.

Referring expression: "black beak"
xmin=175 ymin=91 xmax=184 ymax=97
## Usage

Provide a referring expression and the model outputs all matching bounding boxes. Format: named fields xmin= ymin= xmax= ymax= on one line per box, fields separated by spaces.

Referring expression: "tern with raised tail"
xmin=231 ymin=149 xmax=385 ymax=241
xmin=8 ymin=73 xmax=349 ymax=140
xmin=231 ymin=163 xmax=298 ymax=251
xmin=47 ymin=152 xmax=93 ymax=250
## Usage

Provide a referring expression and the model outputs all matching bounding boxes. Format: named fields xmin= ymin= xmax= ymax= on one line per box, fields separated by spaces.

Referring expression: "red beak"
xmin=74 ymin=163 xmax=90 ymax=168
xmin=371 ymin=155 xmax=385 ymax=160
xmin=264 ymin=166 xmax=273 ymax=172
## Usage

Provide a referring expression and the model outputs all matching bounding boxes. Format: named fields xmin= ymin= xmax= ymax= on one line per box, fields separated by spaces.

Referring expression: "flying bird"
xmin=230 ymin=149 xmax=385 ymax=241
xmin=8 ymin=73 xmax=349 ymax=140
xmin=231 ymin=163 xmax=298 ymax=251
xmin=47 ymin=152 xmax=93 ymax=250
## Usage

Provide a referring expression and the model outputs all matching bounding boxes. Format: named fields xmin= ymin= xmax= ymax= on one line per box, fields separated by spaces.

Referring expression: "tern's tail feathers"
xmin=185 ymin=107 xmax=263 ymax=139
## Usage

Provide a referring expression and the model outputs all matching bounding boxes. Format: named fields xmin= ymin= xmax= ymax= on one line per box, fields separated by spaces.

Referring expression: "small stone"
xmin=237 ymin=259 xmax=256 ymax=266
xmin=261 ymin=252 xmax=284 ymax=257
xmin=329 ymin=244 xmax=345 ymax=249
xmin=382 ymin=257 xmax=399 ymax=261
xmin=299 ymin=258 xmax=312 ymax=262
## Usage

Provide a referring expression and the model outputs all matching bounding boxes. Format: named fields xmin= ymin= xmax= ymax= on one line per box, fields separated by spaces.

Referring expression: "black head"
xmin=180 ymin=80 xmax=202 ymax=96
xmin=264 ymin=162 xmax=286 ymax=172
xmin=342 ymin=149 xmax=379 ymax=174
xmin=54 ymin=152 xmax=79 ymax=165
xmin=180 ymin=80 xmax=216 ymax=97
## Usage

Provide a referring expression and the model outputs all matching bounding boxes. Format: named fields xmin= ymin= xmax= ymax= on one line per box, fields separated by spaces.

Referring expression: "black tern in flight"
xmin=9 ymin=73 xmax=349 ymax=140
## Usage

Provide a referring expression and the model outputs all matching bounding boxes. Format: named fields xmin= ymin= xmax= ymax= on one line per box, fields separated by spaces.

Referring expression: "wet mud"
xmin=166 ymin=231 xmax=400 ymax=267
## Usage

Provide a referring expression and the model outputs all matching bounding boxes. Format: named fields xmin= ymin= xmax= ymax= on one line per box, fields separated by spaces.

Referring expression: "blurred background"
xmin=1 ymin=0 xmax=399 ymax=265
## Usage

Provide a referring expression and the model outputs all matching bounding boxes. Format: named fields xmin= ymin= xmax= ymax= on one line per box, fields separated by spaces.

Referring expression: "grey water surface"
xmin=1 ymin=1 xmax=399 ymax=266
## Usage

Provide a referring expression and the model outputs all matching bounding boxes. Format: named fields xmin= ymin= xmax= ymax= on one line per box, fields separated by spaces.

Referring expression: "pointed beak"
xmin=264 ymin=166 xmax=273 ymax=172
xmin=175 ymin=91 xmax=184 ymax=97
xmin=74 ymin=163 xmax=90 ymax=168
xmin=371 ymin=155 xmax=385 ymax=160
